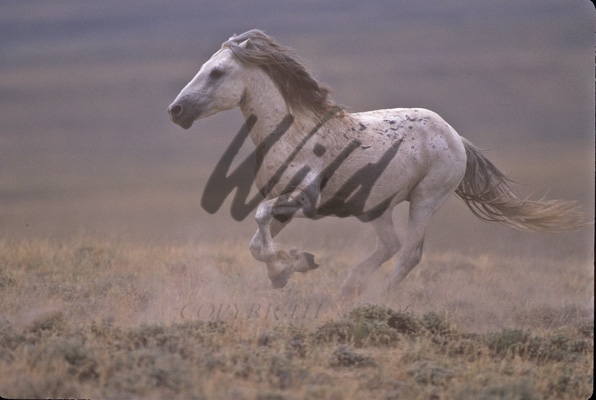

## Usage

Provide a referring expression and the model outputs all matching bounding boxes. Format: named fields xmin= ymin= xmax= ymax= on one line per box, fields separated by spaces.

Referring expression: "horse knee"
xmin=249 ymin=235 xmax=269 ymax=261
xmin=255 ymin=203 xmax=273 ymax=225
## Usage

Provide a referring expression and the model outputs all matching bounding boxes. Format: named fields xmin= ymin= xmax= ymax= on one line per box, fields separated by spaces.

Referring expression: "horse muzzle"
xmin=168 ymin=98 xmax=202 ymax=129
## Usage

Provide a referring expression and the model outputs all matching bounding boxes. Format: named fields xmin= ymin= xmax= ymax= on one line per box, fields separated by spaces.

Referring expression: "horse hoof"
xmin=304 ymin=252 xmax=319 ymax=270
xmin=270 ymin=275 xmax=289 ymax=289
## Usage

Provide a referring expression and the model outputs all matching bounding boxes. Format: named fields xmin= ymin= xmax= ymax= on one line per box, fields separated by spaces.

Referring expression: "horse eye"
xmin=210 ymin=68 xmax=224 ymax=79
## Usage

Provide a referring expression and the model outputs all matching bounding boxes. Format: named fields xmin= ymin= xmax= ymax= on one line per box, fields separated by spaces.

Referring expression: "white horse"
xmin=168 ymin=30 xmax=583 ymax=298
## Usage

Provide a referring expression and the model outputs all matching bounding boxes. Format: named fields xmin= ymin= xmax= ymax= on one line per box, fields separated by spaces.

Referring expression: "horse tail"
xmin=454 ymin=138 xmax=584 ymax=232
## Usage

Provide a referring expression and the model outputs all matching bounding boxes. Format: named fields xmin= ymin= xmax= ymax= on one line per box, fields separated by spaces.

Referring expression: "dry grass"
xmin=0 ymin=3 xmax=592 ymax=398
xmin=0 ymin=237 xmax=592 ymax=399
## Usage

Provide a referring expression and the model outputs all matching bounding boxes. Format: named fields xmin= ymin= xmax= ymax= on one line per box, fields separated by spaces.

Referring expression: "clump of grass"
xmin=329 ymin=345 xmax=376 ymax=368
xmin=545 ymin=364 xmax=594 ymax=398
xmin=228 ymin=343 xmax=299 ymax=391
xmin=456 ymin=379 xmax=540 ymax=400
xmin=420 ymin=311 xmax=451 ymax=335
xmin=91 ymin=321 xmax=230 ymax=398
xmin=286 ymin=339 xmax=307 ymax=359
xmin=311 ymin=305 xmax=452 ymax=347
xmin=27 ymin=337 xmax=99 ymax=381
xmin=73 ymin=244 xmax=118 ymax=269
xmin=485 ymin=328 xmax=592 ymax=362
xmin=485 ymin=328 xmax=530 ymax=357
xmin=406 ymin=360 xmax=453 ymax=387
xmin=312 ymin=316 xmax=402 ymax=347
xmin=0 ymin=267 xmax=16 ymax=288
xmin=578 ymin=318 xmax=594 ymax=339
xmin=256 ymin=392 xmax=286 ymax=400
xmin=27 ymin=310 xmax=67 ymax=336
xmin=0 ymin=325 xmax=27 ymax=363
xmin=347 ymin=304 xmax=422 ymax=335
xmin=385 ymin=311 xmax=423 ymax=335
xmin=311 ymin=320 xmax=363 ymax=345
xmin=515 ymin=304 xmax=592 ymax=330
xmin=433 ymin=332 xmax=486 ymax=361
xmin=257 ymin=330 xmax=281 ymax=347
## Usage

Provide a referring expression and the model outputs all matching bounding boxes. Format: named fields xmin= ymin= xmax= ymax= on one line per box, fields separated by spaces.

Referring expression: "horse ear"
xmin=229 ymin=33 xmax=237 ymax=40
xmin=239 ymin=38 xmax=251 ymax=49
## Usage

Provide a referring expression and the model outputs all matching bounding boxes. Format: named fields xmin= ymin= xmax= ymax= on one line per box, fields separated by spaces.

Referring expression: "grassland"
xmin=0 ymin=237 xmax=592 ymax=399
xmin=0 ymin=2 xmax=593 ymax=399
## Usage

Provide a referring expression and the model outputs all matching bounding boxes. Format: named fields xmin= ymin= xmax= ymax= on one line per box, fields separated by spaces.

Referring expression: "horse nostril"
xmin=169 ymin=104 xmax=183 ymax=117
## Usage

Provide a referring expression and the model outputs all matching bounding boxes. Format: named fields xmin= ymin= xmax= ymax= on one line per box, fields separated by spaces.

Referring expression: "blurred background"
xmin=0 ymin=0 xmax=593 ymax=259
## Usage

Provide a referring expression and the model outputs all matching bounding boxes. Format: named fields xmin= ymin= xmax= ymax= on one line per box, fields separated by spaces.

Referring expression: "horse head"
xmin=168 ymin=40 xmax=250 ymax=129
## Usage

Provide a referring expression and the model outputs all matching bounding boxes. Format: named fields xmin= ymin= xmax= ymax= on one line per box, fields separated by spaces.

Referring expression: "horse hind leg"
xmin=383 ymin=188 xmax=453 ymax=295
xmin=340 ymin=208 xmax=401 ymax=299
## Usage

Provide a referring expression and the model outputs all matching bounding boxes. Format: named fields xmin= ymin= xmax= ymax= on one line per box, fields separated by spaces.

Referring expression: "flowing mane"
xmin=222 ymin=29 xmax=343 ymax=119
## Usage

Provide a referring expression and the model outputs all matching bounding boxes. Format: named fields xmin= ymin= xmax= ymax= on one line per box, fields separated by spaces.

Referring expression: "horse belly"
xmin=315 ymin=108 xmax=465 ymax=218
xmin=314 ymin=145 xmax=420 ymax=218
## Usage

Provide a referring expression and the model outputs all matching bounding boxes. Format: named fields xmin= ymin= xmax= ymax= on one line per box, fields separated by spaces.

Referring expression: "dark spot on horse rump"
xmin=359 ymin=123 xmax=367 ymax=131
xmin=409 ymin=126 xmax=413 ymax=129
xmin=389 ymin=120 xmax=396 ymax=124
xmin=361 ymin=145 xmax=372 ymax=149
xmin=313 ymin=143 xmax=326 ymax=157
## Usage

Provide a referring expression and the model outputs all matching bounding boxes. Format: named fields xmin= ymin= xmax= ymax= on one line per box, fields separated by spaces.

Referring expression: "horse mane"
xmin=222 ymin=29 xmax=345 ymax=120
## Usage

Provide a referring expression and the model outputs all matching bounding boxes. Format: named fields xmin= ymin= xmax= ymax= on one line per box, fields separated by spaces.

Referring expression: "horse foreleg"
xmin=340 ymin=208 xmax=400 ymax=299
xmin=249 ymin=192 xmax=319 ymax=288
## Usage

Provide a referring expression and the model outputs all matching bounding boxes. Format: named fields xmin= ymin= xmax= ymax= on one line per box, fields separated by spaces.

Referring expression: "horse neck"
xmin=238 ymin=66 xmax=344 ymax=149
xmin=240 ymin=67 xmax=316 ymax=146
xmin=238 ymin=67 xmax=292 ymax=147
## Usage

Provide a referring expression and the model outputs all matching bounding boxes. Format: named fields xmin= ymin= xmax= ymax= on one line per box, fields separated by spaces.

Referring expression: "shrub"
xmin=347 ymin=304 xmax=422 ymax=335
xmin=329 ymin=345 xmax=376 ymax=368
xmin=455 ymin=379 xmax=540 ymax=400
xmin=406 ymin=360 xmax=453 ymax=387
xmin=311 ymin=317 xmax=401 ymax=347
xmin=485 ymin=328 xmax=530 ymax=357
xmin=421 ymin=312 xmax=450 ymax=335
xmin=485 ymin=328 xmax=592 ymax=362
